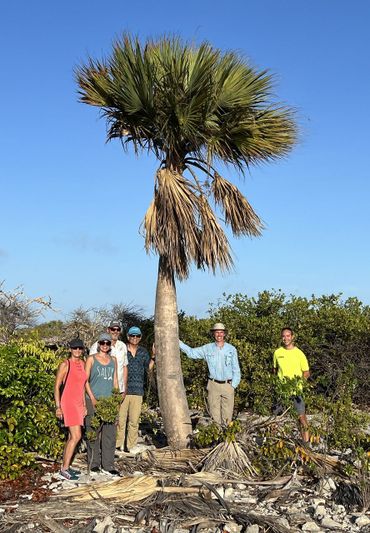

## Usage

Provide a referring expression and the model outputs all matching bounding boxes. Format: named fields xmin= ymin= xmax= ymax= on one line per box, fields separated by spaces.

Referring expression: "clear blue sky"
xmin=1 ymin=0 xmax=369 ymax=322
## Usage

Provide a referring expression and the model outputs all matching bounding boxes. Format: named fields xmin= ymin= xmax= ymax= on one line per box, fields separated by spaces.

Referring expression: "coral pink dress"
xmin=60 ymin=359 xmax=87 ymax=427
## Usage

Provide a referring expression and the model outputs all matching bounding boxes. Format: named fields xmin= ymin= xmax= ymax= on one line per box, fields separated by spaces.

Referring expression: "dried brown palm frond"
xmin=197 ymin=195 xmax=233 ymax=272
xmin=141 ymin=447 xmax=208 ymax=472
xmin=232 ymin=510 xmax=292 ymax=533
xmin=211 ymin=172 xmax=263 ymax=236
xmin=294 ymin=442 xmax=341 ymax=472
xmin=144 ymin=169 xmax=200 ymax=279
xmin=59 ymin=475 xmax=158 ymax=502
xmin=144 ymin=169 xmax=235 ymax=279
xmin=199 ymin=441 xmax=258 ymax=478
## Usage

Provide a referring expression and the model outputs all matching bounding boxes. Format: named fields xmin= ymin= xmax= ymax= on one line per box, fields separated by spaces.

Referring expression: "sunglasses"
xmin=71 ymin=347 xmax=84 ymax=350
xmin=110 ymin=327 xmax=121 ymax=332
xmin=99 ymin=341 xmax=111 ymax=346
xmin=129 ymin=334 xmax=141 ymax=338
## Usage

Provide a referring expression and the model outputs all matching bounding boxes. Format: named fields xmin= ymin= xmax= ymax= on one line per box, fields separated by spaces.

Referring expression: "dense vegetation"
xmin=179 ymin=291 xmax=370 ymax=411
xmin=1 ymin=290 xmax=369 ymax=479
xmin=0 ymin=341 xmax=64 ymax=479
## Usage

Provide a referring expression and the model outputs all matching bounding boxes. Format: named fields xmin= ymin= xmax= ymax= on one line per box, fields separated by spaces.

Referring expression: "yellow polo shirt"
xmin=273 ymin=346 xmax=309 ymax=381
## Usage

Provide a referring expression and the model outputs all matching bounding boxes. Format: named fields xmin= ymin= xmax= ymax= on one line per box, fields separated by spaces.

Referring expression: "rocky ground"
xmin=0 ymin=414 xmax=369 ymax=533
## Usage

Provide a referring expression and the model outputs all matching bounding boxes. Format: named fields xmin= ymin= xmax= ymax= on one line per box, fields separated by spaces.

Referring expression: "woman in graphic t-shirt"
xmin=54 ymin=338 xmax=87 ymax=481
xmin=85 ymin=332 xmax=119 ymax=476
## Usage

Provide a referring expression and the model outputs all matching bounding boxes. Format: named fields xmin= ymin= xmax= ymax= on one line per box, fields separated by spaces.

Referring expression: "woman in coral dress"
xmin=54 ymin=338 xmax=87 ymax=480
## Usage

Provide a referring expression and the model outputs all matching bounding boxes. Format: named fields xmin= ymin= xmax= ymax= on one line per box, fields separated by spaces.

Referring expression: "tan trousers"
xmin=116 ymin=394 xmax=143 ymax=450
xmin=207 ymin=380 xmax=234 ymax=425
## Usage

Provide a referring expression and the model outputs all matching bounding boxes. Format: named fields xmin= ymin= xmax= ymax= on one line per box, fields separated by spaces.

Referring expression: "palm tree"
xmin=76 ymin=35 xmax=297 ymax=448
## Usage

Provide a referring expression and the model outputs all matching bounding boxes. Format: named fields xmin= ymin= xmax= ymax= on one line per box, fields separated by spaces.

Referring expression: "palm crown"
xmin=76 ymin=35 xmax=297 ymax=279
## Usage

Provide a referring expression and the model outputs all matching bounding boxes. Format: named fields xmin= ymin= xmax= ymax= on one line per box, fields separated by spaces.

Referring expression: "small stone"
xmin=93 ymin=516 xmax=115 ymax=533
xmin=321 ymin=516 xmax=343 ymax=530
xmin=311 ymin=498 xmax=325 ymax=506
xmin=301 ymin=522 xmax=322 ymax=532
xmin=173 ymin=529 xmax=189 ymax=533
xmin=40 ymin=473 xmax=53 ymax=482
xmin=320 ymin=477 xmax=336 ymax=493
xmin=331 ymin=503 xmax=346 ymax=514
xmin=224 ymin=487 xmax=234 ymax=500
xmin=19 ymin=494 xmax=33 ymax=500
xmin=245 ymin=525 xmax=259 ymax=533
xmin=222 ymin=522 xmax=242 ymax=533
xmin=276 ymin=517 xmax=290 ymax=528
xmin=238 ymin=496 xmax=257 ymax=505
xmin=355 ymin=515 xmax=370 ymax=527
xmin=236 ymin=483 xmax=247 ymax=490
xmin=211 ymin=486 xmax=224 ymax=499
xmin=314 ymin=505 xmax=326 ymax=519
xmin=287 ymin=506 xmax=301 ymax=514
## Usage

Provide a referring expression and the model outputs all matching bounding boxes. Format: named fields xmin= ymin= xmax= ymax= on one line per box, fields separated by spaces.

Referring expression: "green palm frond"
xmin=76 ymin=34 xmax=297 ymax=278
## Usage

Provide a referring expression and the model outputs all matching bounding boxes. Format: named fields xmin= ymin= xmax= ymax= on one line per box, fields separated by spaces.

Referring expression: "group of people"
xmin=54 ymin=321 xmax=154 ymax=481
xmin=180 ymin=323 xmax=310 ymax=441
xmin=54 ymin=320 xmax=310 ymax=481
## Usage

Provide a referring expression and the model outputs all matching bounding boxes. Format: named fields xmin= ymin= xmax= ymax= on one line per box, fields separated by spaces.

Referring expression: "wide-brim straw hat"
xmin=210 ymin=322 xmax=227 ymax=332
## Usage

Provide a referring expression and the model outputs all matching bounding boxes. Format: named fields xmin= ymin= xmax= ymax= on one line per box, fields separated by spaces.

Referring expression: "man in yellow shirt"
xmin=273 ymin=327 xmax=310 ymax=442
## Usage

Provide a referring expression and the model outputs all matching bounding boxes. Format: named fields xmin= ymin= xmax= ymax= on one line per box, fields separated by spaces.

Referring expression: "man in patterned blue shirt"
xmin=180 ymin=323 xmax=241 ymax=425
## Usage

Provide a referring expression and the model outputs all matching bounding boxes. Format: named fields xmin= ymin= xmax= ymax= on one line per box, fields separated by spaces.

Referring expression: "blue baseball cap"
xmin=128 ymin=326 xmax=142 ymax=336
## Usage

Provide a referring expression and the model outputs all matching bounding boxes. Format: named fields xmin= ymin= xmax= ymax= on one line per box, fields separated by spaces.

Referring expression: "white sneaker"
xmin=101 ymin=469 xmax=121 ymax=477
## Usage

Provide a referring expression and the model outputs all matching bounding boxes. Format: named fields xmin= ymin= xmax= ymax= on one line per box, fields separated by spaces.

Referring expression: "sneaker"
xmin=68 ymin=467 xmax=81 ymax=475
xmin=90 ymin=466 xmax=100 ymax=473
xmin=102 ymin=469 xmax=121 ymax=477
xmin=59 ymin=469 xmax=79 ymax=481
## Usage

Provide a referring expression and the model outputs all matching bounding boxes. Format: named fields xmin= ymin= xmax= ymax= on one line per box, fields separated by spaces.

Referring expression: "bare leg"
xmin=299 ymin=414 xmax=309 ymax=443
xmin=62 ymin=425 xmax=82 ymax=470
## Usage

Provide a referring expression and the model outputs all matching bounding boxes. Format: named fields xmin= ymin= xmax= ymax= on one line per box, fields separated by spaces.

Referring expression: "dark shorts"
xmin=292 ymin=395 xmax=305 ymax=415
xmin=272 ymin=395 xmax=306 ymax=416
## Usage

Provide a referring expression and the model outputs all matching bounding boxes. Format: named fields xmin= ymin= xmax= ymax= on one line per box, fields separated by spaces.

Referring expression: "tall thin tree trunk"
xmin=154 ymin=256 xmax=192 ymax=449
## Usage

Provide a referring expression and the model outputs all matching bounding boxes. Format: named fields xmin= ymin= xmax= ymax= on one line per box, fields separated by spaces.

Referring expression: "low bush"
xmin=0 ymin=340 xmax=65 ymax=479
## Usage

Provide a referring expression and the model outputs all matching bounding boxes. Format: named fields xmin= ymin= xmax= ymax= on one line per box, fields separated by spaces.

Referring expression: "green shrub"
xmin=179 ymin=291 xmax=370 ymax=451
xmin=0 ymin=340 xmax=65 ymax=478
xmin=86 ymin=389 xmax=122 ymax=441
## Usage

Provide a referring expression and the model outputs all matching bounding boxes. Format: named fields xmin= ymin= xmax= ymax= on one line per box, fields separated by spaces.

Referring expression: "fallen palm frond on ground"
xmin=140 ymin=447 xmax=209 ymax=472
xmin=5 ymin=488 xmax=291 ymax=533
xmin=138 ymin=492 xmax=292 ymax=533
xmin=57 ymin=474 xmax=210 ymax=503
xmin=199 ymin=440 xmax=258 ymax=477
xmin=184 ymin=471 xmax=302 ymax=487
xmin=294 ymin=442 xmax=342 ymax=473
xmin=58 ymin=475 xmax=158 ymax=502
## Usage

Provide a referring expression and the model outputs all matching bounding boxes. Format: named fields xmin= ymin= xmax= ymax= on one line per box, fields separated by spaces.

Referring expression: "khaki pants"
xmin=116 ymin=394 xmax=143 ymax=450
xmin=207 ymin=380 xmax=234 ymax=425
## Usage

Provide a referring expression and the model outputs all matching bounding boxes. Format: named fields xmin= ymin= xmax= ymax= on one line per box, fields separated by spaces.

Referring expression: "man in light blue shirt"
xmin=180 ymin=323 xmax=241 ymax=425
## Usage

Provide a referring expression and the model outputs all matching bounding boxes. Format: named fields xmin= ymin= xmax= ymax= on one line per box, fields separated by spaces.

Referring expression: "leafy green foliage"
xmin=76 ymin=35 xmax=296 ymax=281
xmin=87 ymin=389 xmax=122 ymax=441
xmin=0 ymin=340 xmax=65 ymax=479
xmin=179 ymin=291 xmax=370 ymax=452
xmin=194 ymin=420 xmax=242 ymax=447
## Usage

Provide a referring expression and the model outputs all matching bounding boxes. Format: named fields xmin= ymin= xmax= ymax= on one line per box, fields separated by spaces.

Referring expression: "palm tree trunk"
xmin=154 ymin=256 xmax=192 ymax=448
